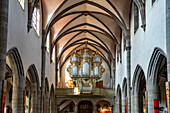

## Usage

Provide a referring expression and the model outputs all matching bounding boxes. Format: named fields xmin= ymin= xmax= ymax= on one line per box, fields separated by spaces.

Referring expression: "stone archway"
xmin=58 ymin=100 xmax=75 ymax=113
xmin=96 ymin=100 xmax=111 ymax=113
xmin=3 ymin=47 xmax=25 ymax=113
xmin=147 ymin=48 xmax=167 ymax=113
xmin=78 ymin=100 xmax=93 ymax=113
xmin=132 ymin=65 xmax=146 ymax=113
xmin=25 ymin=64 xmax=40 ymax=113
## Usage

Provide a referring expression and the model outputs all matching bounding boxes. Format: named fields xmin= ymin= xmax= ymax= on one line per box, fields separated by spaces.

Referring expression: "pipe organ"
xmin=67 ymin=46 xmax=105 ymax=94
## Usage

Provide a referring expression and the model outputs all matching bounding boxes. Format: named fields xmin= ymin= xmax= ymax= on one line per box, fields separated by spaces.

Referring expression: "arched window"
xmin=134 ymin=3 xmax=139 ymax=33
xmin=32 ymin=7 xmax=40 ymax=35
xmin=18 ymin=0 xmax=24 ymax=9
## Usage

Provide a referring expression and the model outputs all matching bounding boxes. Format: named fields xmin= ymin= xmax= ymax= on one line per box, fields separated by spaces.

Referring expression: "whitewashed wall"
xmin=115 ymin=0 xmax=166 ymax=89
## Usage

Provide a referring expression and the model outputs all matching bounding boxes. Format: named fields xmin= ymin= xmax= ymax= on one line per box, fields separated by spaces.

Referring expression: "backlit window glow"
xmin=18 ymin=0 xmax=24 ymax=9
xmin=32 ymin=7 xmax=40 ymax=35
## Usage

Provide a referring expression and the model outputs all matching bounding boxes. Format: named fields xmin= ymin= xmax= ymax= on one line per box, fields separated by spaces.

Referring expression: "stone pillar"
xmin=133 ymin=92 xmax=139 ymax=113
xmin=115 ymin=97 xmax=120 ymax=113
xmin=12 ymin=76 xmax=25 ymax=113
xmin=75 ymin=104 xmax=78 ymax=113
xmin=131 ymin=94 xmax=134 ymax=113
xmin=166 ymin=0 xmax=170 ymax=82
xmin=32 ymin=83 xmax=38 ymax=113
xmin=40 ymin=30 xmax=47 ymax=113
xmin=147 ymin=83 xmax=158 ymax=113
xmin=111 ymin=105 xmax=114 ymax=113
xmin=37 ymin=89 xmax=41 ymax=113
xmin=122 ymin=93 xmax=126 ymax=113
xmin=50 ymin=95 xmax=56 ymax=113
xmin=46 ymin=93 xmax=49 ymax=113
xmin=0 ymin=0 xmax=9 ymax=111
xmin=93 ymin=104 xmax=97 ymax=113
xmin=125 ymin=30 xmax=131 ymax=113
xmin=166 ymin=0 xmax=170 ymax=112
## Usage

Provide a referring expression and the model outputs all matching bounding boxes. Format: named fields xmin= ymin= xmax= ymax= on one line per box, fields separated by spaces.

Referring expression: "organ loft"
xmin=67 ymin=43 xmax=105 ymax=94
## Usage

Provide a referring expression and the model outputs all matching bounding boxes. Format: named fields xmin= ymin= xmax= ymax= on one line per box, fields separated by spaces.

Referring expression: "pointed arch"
xmin=6 ymin=47 xmax=24 ymax=77
xmin=122 ymin=77 xmax=127 ymax=95
xmin=27 ymin=64 xmax=40 ymax=85
xmin=147 ymin=47 xmax=166 ymax=84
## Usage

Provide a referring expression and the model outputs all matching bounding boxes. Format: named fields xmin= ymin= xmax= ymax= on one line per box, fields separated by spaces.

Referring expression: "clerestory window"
xmin=32 ymin=7 xmax=40 ymax=35
xmin=134 ymin=3 xmax=139 ymax=33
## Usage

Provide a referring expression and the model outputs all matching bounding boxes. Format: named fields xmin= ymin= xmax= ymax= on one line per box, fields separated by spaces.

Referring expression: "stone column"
xmin=111 ymin=105 xmax=114 ymax=113
xmin=12 ymin=76 xmax=25 ymax=113
xmin=75 ymin=104 xmax=78 ymax=113
xmin=93 ymin=104 xmax=97 ymax=113
xmin=131 ymin=94 xmax=134 ymax=113
xmin=37 ymin=89 xmax=41 ymax=113
xmin=125 ymin=30 xmax=131 ymax=113
xmin=133 ymin=92 xmax=139 ymax=113
xmin=166 ymin=0 xmax=170 ymax=82
xmin=115 ymin=97 xmax=120 ymax=113
xmin=40 ymin=30 xmax=47 ymax=113
xmin=46 ymin=93 xmax=49 ymax=113
xmin=122 ymin=93 xmax=126 ymax=113
xmin=166 ymin=0 xmax=170 ymax=111
xmin=147 ymin=83 xmax=158 ymax=113
xmin=0 ymin=0 xmax=9 ymax=111
xmin=32 ymin=83 xmax=38 ymax=113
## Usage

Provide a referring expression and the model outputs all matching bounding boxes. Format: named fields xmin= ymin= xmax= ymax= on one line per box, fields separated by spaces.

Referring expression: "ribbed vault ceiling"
xmin=42 ymin=0 xmax=131 ymax=70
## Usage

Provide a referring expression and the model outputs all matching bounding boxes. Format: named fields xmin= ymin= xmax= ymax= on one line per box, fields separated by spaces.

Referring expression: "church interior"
xmin=0 ymin=0 xmax=170 ymax=113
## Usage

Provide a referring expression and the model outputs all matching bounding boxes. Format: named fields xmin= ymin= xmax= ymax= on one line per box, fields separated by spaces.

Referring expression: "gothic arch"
xmin=132 ymin=65 xmax=146 ymax=113
xmin=26 ymin=64 xmax=40 ymax=113
xmin=122 ymin=78 xmax=127 ymax=95
xmin=27 ymin=64 xmax=40 ymax=87
xmin=6 ymin=47 xmax=24 ymax=77
xmin=6 ymin=47 xmax=25 ymax=113
xmin=132 ymin=65 xmax=146 ymax=94
xmin=147 ymin=47 xmax=167 ymax=113
xmin=147 ymin=47 xmax=166 ymax=84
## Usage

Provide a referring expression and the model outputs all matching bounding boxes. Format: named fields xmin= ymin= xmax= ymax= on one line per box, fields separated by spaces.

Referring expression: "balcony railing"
xmin=55 ymin=88 xmax=115 ymax=97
